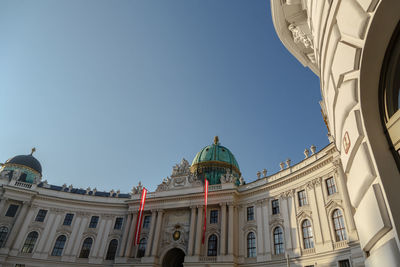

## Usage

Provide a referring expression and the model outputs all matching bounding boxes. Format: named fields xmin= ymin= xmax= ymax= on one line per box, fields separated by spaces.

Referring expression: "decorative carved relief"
xmin=288 ymin=24 xmax=314 ymax=49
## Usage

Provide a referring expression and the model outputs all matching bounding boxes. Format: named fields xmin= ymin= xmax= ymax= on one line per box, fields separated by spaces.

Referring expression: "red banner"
xmin=134 ymin=188 xmax=147 ymax=245
xmin=202 ymin=179 xmax=209 ymax=244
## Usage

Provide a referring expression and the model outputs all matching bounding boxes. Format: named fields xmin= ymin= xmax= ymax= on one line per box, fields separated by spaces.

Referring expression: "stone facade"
xmin=271 ymin=0 xmax=400 ymax=266
xmin=0 ymin=144 xmax=364 ymax=266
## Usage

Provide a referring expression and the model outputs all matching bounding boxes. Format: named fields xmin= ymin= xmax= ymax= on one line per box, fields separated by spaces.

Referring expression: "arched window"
xmin=247 ymin=232 xmax=256 ymax=258
xmin=207 ymin=234 xmax=218 ymax=256
xmin=0 ymin=227 xmax=8 ymax=247
xmin=79 ymin=237 xmax=93 ymax=258
xmin=21 ymin=231 xmax=38 ymax=253
xmin=302 ymin=220 xmax=314 ymax=249
xmin=51 ymin=235 xmax=67 ymax=256
xmin=106 ymin=239 xmax=118 ymax=260
xmin=137 ymin=238 xmax=146 ymax=258
xmin=332 ymin=209 xmax=347 ymax=241
xmin=273 ymin=227 xmax=284 ymax=255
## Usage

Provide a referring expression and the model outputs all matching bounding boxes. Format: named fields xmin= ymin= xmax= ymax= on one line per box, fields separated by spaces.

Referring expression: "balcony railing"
xmin=199 ymin=256 xmax=217 ymax=262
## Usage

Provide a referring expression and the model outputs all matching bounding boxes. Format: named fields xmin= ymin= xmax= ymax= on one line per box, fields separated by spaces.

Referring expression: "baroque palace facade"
xmin=271 ymin=0 xmax=400 ymax=266
xmin=0 ymin=138 xmax=364 ymax=267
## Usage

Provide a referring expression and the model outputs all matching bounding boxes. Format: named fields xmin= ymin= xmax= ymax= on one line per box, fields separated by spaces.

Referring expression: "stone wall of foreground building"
xmin=271 ymin=0 xmax=400 ymax=266
xmin=0 ymin=143 xmax=364 ymax=266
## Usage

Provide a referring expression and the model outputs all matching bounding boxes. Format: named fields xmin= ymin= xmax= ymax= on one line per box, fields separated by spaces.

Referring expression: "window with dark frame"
xmin=89 ymin=216 xmax=99 ymax=228
xmin=63 ymin=213 xmax=74 ymax=226
xmin=273 ymin=227 xmax=284 ymax=255
xmin=272 ymin=199 xmax=280 ymax=214
xmin=207 ymin=234 xmax=218 ymax=256
xmin=35 ymin=209 xmax=48 ymax=222
xmin=210 ymin=210 xmax=218 ymax=224
xmin=21 ymin=231 xmax=38 ymax=253
xmin=5 ymin=204 xmax=19 ymax=217
xmin=0 ymin=227 xmax=8 ymax=247
xmin=298 ymin=190 xmax=308 ymax=207
xmin=51 ymin=235 xmax=67 ymax=256
xmin=143 ymin=216 xmax=151 ymax=229
xmin=326 ymin=177 xmax=337 ymax=195
xmin=247 ymin=232 xmax=256 ymax=258
xmin=137 ymin=238 xmax=147 ymax=258
xmin=247 ymin=206 xmax=254 ymax=221
xmin=338 ymin=259 xmax=351 ymax=267
xmin=302 ymin=219 xmax=314 ymax=249
xmin=106 ymin=239 xmax=118 ymax=260
xmin=333 ymin=209 xmax=347 ymax=241
xmin=114 ymin=217 xmax=123 ymax=230
xmin=79 ymin=237 xmax=93 ymax=258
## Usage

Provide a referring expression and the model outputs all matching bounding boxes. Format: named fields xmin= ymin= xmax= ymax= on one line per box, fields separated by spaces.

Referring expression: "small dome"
xmin=5 ymin=152 xmax=42 ymax=175
xmin=191 ymin=137 xmax=240 ymax=185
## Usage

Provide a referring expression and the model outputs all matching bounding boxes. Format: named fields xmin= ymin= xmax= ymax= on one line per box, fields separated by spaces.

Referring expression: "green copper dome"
xmin=190 ymin=137 xmax=240 ymax=185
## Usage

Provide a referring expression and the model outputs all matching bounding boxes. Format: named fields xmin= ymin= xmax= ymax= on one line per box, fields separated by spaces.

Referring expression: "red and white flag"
xmin=134 ymin=188 xmax=148 ymax=245
xmin=202 ymin=179 xmax=209 ymax=244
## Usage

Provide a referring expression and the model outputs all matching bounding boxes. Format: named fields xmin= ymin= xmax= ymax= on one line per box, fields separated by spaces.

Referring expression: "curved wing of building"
xmin=270 ymin=0 xmax=400 ymax=266
xmin=0 ymin=141 xmax=363 ymax=266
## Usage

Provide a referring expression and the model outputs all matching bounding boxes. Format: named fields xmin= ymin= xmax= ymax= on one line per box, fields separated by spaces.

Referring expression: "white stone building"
xmin=270 ymin=0 xmax=400 ymax=266
xmin=0 ymin=139 xmax=363 ymax=267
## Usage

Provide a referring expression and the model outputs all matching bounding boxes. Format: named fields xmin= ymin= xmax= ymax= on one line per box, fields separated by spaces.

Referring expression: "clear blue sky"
xmin=0 ymin=0 xmax=327 ymax=192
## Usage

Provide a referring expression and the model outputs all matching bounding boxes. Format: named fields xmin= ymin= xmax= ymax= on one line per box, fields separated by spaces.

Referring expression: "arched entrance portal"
xmin=162 ymin=248 xmax=185 ymax=267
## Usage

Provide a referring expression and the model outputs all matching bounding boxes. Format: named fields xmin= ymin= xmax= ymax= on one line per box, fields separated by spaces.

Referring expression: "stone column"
xmin=0 ymin=197 xmax=8 ymax=216
xmin=42 ymin=212 xmax=63 ymax=255
xmin=5 ymin=201 xmax=30 ymax=249
xmin=188 ymin=206 xmax=197 ymax=256
xmin=238 ymin=205 xmax=245 ymax=258
xmin=34 ymin=212 xmax=57 ymax=255
xmin=71 ymin=216 xmax=90 ymax=256
xmin=281 ymin=196 xmax=293 ymax=253
xmin=92 ymin=218 xmax=107 ymax=257
xmin=124 ymin=211 xmax=138 ymax=257
xmin=194 ymin=206 xmax=203 ymax=256
xmin=118 ymin=213 xmax=132 ymax=257
xmin=288 ymin=193 xmax=301 ymax=256
xmin=220 ymin=202 xmax=227 ymax=256
xmin=64 ymin=216 xmax=82 ymax=256
xmin=151 ymin=210 xmax=164 ymax=257
xmin=96 ymin=218 xmax=113 ymax=258
xmin=228 ymin=203 xmax=234 ymax=255
xmin=262 ymin=200 xmax=271 ymax=259
xmin=256 ymin=201 xmax=264 ymax=257
xmin=145 ymin=210 xmax=157 ymax=257
xmin=10 ymin=206 xmax=36 ymax=255
xmin=308 ymin=183 xmax=324 ymax=246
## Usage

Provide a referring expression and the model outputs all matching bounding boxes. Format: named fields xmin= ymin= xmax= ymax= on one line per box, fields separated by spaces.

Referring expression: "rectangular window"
xmin=298 ymin=190 xmax=308 ymax=207
xmin=35 ymin=209 xmax=48 ymax=222
xmin=114 ymin=217 xmax=123 ymax=230
xmin=5 ymin=204 xmax=19 ymax=217
xmin=326 ymin=177 xmax=337 ymax=195
xmin=210 ymin=210 xmax=218 ymax=224
xmin=143 ymin=216 xmax=151 ymax=229
xmin=89 ymin=216 xmax=99 ymax=228
xmin=338 ymin=259 xmax=351 ymax=267
xmin=15 ymin=265 xmax=25 ymax=267
xmin=63 ymin=213 xmax=74 ymax=226
xmin=272 ymin=199 xmax=280 ymax=214
xmin=247 ymin=206 xmax=254 ymax=221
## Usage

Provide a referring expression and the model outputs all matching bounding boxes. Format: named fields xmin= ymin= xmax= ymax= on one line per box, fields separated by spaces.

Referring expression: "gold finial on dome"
xmin=31 ymin=147 xmax=36 ymax=155
xmin=214 ymin=136 xmax=219 ymax=145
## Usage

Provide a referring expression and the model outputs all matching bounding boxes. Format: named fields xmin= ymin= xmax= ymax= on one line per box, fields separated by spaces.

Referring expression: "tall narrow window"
xmin=272 ymin=199 xmax=280 ymax=214
xmin=247 ymin=206 xmax=254 ymax=221
xmin=114 ymin=217 xmax=123 ymax=230
xmin=338 ymin=259 xmax=351 ymax=267
xmin=273 ymin=227 xmax=284 ymax=255
xmin=21 ymin=231 xmax=38 ymax=253
xmin=63 ymin=213 xmax=74 ymax=226
xmin=106 ymin=239 xmax=118 ymax=260
xmin=333 ymin=209 xmax=347 ymax=241
xmin=51 ymin=235 xmax=67 ymax=256
xmin=326 ymin=177 xmax=337 ymax=195
xmin=210 ymin=210 xmax=218 ymax=224
xmin=247 ymin=232 xmax=256 ymax=258
xmin=5 ymin=204 xmax=19 ymax=217
xmin=79 ymin=237 xmax=93 ymax=258
xmin=298 ymin=190 xmax=308 ymax=206
xmin=0 ymin=227 xmax=8 ymax=247
xmin=207 ymin=234 xmax=218 ymax=256
xmin=143 ymin=216 xmax=151 ymax=229
xmin=302 ymin=220 xmax=314 ymax=249
xmin=89 ymin=216 xmax=99 ymax=228
xmin=35 ymin=209 xmax=48 ymax=222
xmin=137 ymin=238 xmax=147 ymax=258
